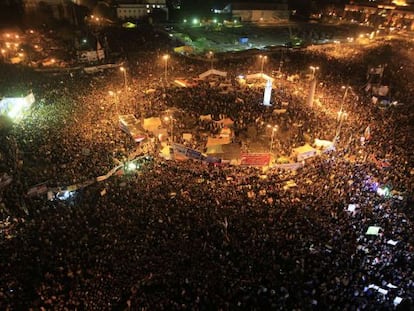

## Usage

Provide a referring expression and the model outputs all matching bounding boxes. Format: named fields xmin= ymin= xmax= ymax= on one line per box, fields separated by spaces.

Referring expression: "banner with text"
xmin=240 ymin=153 xmax=271 ymax=166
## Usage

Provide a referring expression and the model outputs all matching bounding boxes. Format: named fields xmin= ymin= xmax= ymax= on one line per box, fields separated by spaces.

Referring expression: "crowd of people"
xmin=0 ymin=26 xmax=413 ymax=310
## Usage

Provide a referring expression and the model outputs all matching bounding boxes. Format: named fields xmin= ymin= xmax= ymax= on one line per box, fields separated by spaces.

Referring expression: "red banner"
xmin=240 ymin=153 xmax=271 ymax=166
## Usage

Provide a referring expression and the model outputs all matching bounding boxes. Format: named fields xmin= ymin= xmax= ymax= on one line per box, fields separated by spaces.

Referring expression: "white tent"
xmin=314 ymin=139 xmax=335 ymax=153
xmin=245 ymin=73 xmax=274 ymax=82
xmin=314 ymin=139 xmax=334 ymax=149
xmin=206 ymin=136 xmax=231 ymax=147
xmin=199 ymin=69 xmax=227 ymax=80
xmin=292 ymin=144 xmax=317 ymax=161
xmin=143 ymin=117 xmax=162 ymax=132
xmin=206 ymin=144 xmax=224 ymax=154
xmin=219 ymin=127 xmax=232 ymax=138
xmin=159 ymin=144 xmax=172 ymax=160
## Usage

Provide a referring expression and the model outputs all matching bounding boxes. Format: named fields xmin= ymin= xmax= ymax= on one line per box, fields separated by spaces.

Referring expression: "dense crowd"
xmin=0 ymin=27 xmax=413 ymax=310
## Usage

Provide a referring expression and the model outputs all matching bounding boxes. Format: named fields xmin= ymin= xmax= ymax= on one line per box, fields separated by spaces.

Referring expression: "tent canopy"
xmin=200 ymin=114 xmax=212 ymax=121
xmin=276 ymin=156 xmax=290 ymax=164
xmin=214 ymin=118 xmax=234 ymax=126
xmin=314 ymin=139 xmax=334 ymax=149
xmin=245 ymin=73 xmax=274 ymax=82
xmin=206 ymin=136 xmax=231 ymax=147
xmin=220 ymin=127 xmax=232 ymax=137
xmin=199 ymin=69 xmax=227 ymax=80
xmin=206 ymin=144 xmax=224 ymax=154
xmin=143 ymin=117 xmax=162 ymax=132
xmin=293 ymin=144 xmax=317 ymax=155
xmin=292 ymin=144 xmax=317 ymax=161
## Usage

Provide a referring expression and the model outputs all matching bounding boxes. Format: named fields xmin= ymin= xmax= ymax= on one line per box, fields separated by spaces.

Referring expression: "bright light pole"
xmin=309 ymin=66 xmax=319 ymax=79
xmin=267 ymin=124 xmax=278 ymax=153
xmin=259 ymin=55 xmax=267 ymax=74
xmin=334 ymin=86 xmax=352 ymax=143
xmin=108 ymin=90 xmax=121 ymax=116
xmin=339 ymin=86 xmax=351 ymax=117
xmin=208 ymin=51 xmax=214 ymax=69
xmin=307 ymin=66 xmax=319 ymax=107
xmin=164 ymin=116 xmax=174 ymax=143
xmin=120 ymin=66 xmax=127 ymax=92
xmin=335 ymin=111 xmax=348 ymax=142
xmin=163 ymin=54 xmax=170 ymax=81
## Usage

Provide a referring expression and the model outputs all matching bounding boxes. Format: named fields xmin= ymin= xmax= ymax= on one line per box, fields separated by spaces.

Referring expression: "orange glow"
xmin=392 ymin=0 xmax=407 ymax=6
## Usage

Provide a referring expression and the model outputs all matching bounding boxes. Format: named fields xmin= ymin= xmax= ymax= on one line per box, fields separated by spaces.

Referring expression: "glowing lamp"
xmin=126 ymin=162 xmax=137 ymax=171
xmin=377 ymin=187 xmax=390 ymax=197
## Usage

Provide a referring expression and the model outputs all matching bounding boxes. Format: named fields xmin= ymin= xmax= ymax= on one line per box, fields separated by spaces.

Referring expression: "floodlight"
xmin=57 ymin=191 xmax=73 ymax=200
xmin=377 ymin=187 xmax=390 ymax=197
xmin=1 ymin=93 xmax=35 ymax=121
xmin=4 ymin=98 xmax=29 ymax=120
xmin=127 ymin=162 xmax=137 ymax=171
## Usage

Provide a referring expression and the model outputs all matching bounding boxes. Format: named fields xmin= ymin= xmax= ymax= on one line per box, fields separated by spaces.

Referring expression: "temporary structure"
xmin=292 ymin=144 xmax=317 ymax=161
xmin=199 ymin=69 xmax=227 ymax=80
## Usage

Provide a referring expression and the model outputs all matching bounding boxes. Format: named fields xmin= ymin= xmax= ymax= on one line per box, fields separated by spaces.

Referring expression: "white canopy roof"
xmin=199 ymin=69 xmax=227 ymax=79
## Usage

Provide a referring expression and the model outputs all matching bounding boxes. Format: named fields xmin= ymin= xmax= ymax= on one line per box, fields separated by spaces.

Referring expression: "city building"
xmin=23 ymin=0 xmax=76 ymax=22
xmin=116 ymin=0 xmax=168 ymax=21
xmin=221 ymin=2 xmax=290 ymax=24
xmin=344 ymin=0 xmax=414 ymax=29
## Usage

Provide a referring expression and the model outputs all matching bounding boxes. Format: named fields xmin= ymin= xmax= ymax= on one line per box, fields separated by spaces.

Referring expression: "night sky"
xmin=0 ymin=0 xmax=350 ymax=28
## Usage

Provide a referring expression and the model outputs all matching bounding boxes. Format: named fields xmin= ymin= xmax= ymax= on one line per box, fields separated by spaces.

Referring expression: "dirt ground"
xmin=169 ymin=22 xmax=373 ymax=54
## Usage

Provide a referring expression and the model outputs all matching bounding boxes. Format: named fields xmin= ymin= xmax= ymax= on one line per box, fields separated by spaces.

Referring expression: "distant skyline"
xmin=0 ymin=0 xmax=346 ymax=27
xmin=3 ymin=0 xmax=414 ymax=28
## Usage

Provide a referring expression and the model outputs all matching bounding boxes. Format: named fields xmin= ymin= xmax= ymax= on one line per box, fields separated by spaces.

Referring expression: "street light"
xmin=208 ymin=51 xmax=214 ymax=69
xmin=335 ymin=110 xmax=348 ymax=142
xmin=309 ymin=66 xmax=319 ymax=79
xmin=259 ymin=55 xmax=267 ymax=74
xmin=163 ymin=54 xmax=170 ymax=81
xmin=339 ymin=86 xmax=351 ymax=117
xmin=307 ymin=66 xmax=319 ymax=107
xmin=334 ymin=86 xmax=353 ymax=143
xmin=108 ymin=90 xmax=121 ymax=116
xmin=267 ymin=124 xmax=278 ymax=153
xmin=120 ymin=67 xmax=128 ymax=92
xmin=164 ymin=116 xmax=174 ymax=143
